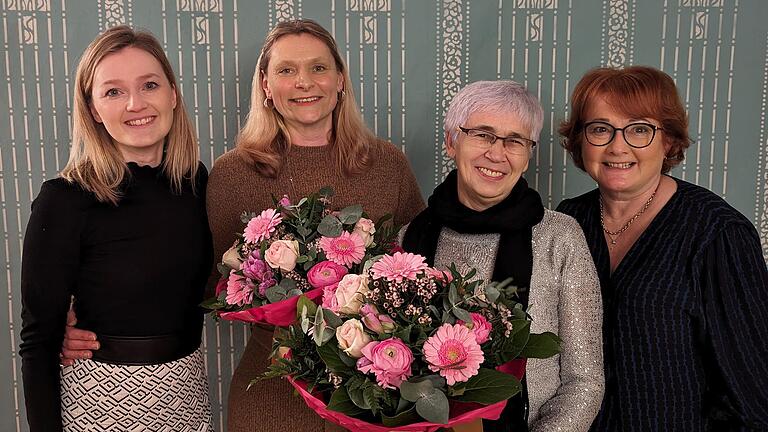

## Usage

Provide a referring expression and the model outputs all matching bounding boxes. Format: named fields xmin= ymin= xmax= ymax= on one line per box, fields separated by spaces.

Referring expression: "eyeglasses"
xmin=583 ymin=121 xmax=663 ymax=148
xmin=457 ymin=126 xmax=536 ymax=155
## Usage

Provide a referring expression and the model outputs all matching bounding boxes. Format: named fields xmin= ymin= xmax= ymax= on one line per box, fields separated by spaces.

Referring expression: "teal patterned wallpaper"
xmin=2 ymin=1 xmax=766 ymax=430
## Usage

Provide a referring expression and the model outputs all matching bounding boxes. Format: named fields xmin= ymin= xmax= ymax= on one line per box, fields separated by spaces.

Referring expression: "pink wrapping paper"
xmin=288 ymin=378 xmax=506 ymax=432
xmin=219 ymin=287 xmax=323 ymax=326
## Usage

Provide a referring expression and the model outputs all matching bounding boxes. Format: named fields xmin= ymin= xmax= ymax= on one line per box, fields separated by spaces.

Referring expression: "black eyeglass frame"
xmin=582 ymin=121 xmax=664 ymax=149
xmin=456 ymin=126 xmax=537 ymax=152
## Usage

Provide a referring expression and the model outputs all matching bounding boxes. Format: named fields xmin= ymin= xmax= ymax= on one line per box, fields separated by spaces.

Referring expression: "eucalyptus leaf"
xmin=338 ymin=204 xmax=363 ymax=224
xmin=296 ymin=295 xmax=318 ymax=323
xmin=520 ymin=332 xmax=562 ymax=358
xmin=415 ymin=390 xmax=449 ymax=424
xmin=286 ymin=288 xmax=303 ymax=298
xmin=327 ymin=386 xmax=367 ymax=416
xmin=399 ymin=379 xmax=436 ymax=402
xmin=322 ymin=308 xmax=344 ymax=328
xmin=278 ymin=278 xmax=298 ymax=290
xmin=296 ymin=255 xmax=309 ymax=264
xmin=453 ymin=369 xmax=522 ymax=404
xmin=313 ymin=306 xmax=327 ymax=346
xmin=484 ymin=284 xmax=501 ymax=304
xmin=318 ymin=186 xmax=335 ymax=198
xmin=448 ymin=285 xmax=459 ymax=306
xmin=318 ymin=215 xmax=343 ymax=237
xmin=265 ymin=285 xmax=288 ymax=303
xmin=452 ymin=306 xmax=471 ymax=322
xmin=296 ymin=225 xmax=311 ymax=238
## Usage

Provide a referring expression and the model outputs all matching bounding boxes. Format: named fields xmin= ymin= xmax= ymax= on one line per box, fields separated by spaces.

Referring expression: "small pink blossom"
xmin=322 ymin=283 xmax=340 ymax=312
xmin=370 ymin=252 xmax=428 ymax=283
xmin=225 ymin=272 xmax=254 ymax=307
xmin=244 ymin=209 xmax=282 ymax=244
xmin=423 ymin=323 xmax=484 ymax=385
xmin=356 ymin=338 xmax=413 ymax=389
xmin=278 ymin=195 xmax=291 ymax=207
xmin=457 ymin=312 xmax=493 ymax=344
xmin=319 ymin=231 xmax=366 ymax=267
xmin=425 ymin=267 xmax=454 ymax=284
xmin=360 ymin=304 xmax=396 ymax=334
xmin=307 ymin=261 xmax=348 ymax=288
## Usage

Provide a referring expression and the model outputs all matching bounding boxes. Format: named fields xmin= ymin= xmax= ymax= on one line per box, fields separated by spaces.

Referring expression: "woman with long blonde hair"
xmin=20 ymin=25 xmax=213 ymax=431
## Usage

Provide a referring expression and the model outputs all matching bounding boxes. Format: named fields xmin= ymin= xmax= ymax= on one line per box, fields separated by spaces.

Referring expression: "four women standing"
xmin=20 ymin=20 xmax=768 ymax=432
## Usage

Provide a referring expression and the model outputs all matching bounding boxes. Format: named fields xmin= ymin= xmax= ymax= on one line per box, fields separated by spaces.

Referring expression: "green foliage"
xmin=327 ymin=386 xmax=368 ymax=417
xmin=520 ymin=332 xmax=562 ymax=358
xmin=452 ymin=369 xmax=521 ymax=404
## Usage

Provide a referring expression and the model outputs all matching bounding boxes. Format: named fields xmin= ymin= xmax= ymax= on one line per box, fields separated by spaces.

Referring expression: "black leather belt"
xmin=91 ymin=333 xmax=200 ymax=366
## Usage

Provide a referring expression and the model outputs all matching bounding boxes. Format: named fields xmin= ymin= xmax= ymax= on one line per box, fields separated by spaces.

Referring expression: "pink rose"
xmin=458 ymin=312 xmax=493 ymax=344
xmin=360 ymin=304 xmax=396 ymax=334
xmin=264 ymin=240 xmax=299 ymax=272
xmin=335 ymin=274 xmax=369 ymax=315
xmin=322 ymin=283 xmax=340 ymax=312
xmin=356 ymin=338 xmax=413 ymax=389
xmin=335 ymin=319 xmax=372 ymax=358
xmin=352 ymin=218 xmax=376 ymax=247
xmin=307 ymin=261 xmax=348 ymax=288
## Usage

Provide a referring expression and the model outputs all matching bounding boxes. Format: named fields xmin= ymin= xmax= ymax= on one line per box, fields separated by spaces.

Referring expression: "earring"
xmin=340 ymin=89 xmax=346 ymax=99
xmin=263 ymin=98 xmax=271 ymax=108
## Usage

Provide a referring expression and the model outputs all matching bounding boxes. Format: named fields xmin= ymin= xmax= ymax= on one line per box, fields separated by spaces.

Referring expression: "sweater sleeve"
xmin=532 ymin=218 xmax=605 ymax=432
xmin=20 ymin=180 xmax=85 ymax=432
xmin=701 ymin=222 xmax=768 ymax=430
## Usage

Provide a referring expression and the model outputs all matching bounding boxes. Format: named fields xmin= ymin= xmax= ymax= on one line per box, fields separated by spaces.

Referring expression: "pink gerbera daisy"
xmin=244 ymin=208 xmax=282 ymax=244
xmin=318 ymin=231 xmax=366 ymax=267
xmin=370 ymin=252 xmax=428 ymax=282
xmin=423 ymin=323 xmax=484 ymax=385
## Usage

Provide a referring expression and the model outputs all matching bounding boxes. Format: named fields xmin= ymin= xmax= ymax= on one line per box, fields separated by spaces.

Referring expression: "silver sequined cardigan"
xmin=403 ymin=209 xmax=604 ymax=431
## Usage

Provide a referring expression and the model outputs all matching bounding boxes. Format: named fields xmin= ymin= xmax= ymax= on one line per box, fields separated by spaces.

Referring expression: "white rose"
xmin=335 ymin=319 xmax=371 ymax=358
xmin=335 ymin=274 xmax=369 ymax=315
xmin=352 ymin=218 xmax=376 ymax=247
xmin=222 ymin=243 xmax=243 ymax=269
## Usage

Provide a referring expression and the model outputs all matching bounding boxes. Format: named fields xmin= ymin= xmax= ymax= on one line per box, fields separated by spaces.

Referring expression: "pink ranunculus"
xmin=318 ymin=231 xmax=366 ymax=267
xmin=244 ymin=208 xmax=282 ymax=244
xmin=423 ymin=323 xmax=484 ymax=386
xmin=264 ymin=240 xmax=300 ymax=272
xmin=360 ymin=304 xmax=396 ymax=334
xmin=335 ymin=274 xmax=369 ymax=315
xmin=352 ymin=218 xmax=376 ymax=247
xmin=307 ymin=261 xmax=348 ymax=288
xmin=335 ymin=319 xmax=372 ymax=358
xmin=321 ymin=283 xmax=340 ymax=312
xmin=225 ymin=273 xmax=255 ymax=307
xmin=370 ymin=252 xmax=429 ymax=283
xmin=356 ymin=338 xmax=413 ymax=389
xmin=458 ymin=312 xmax=493 ymax=344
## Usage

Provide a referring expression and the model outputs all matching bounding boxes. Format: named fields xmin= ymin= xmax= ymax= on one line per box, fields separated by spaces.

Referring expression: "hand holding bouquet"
xmin=201 ymin=187 xmax=398 ymax=326
xmin=261 ymin=252 xmax=562 ymax=431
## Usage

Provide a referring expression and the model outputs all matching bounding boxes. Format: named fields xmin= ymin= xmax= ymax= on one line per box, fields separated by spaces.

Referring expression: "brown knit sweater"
xmin=206 ymin=141 xmax=425 ymax=432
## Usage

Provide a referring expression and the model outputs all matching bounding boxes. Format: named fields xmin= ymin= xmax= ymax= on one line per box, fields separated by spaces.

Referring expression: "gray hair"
xmin=443 ymin=80 xmax=544 ymax=144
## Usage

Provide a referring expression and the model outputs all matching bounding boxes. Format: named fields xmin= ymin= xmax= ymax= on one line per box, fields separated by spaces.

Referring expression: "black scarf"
xmin=401 ymin=169 xmax=544 ymax=431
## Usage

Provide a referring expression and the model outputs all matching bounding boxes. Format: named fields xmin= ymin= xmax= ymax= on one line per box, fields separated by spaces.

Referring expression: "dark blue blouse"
xmin=557 ymin=177 xmax=768 ymax=431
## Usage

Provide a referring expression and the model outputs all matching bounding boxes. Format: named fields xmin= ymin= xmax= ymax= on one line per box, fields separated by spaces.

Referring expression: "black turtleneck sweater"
xmin=19 ymin=162 xmax=212 ymax=432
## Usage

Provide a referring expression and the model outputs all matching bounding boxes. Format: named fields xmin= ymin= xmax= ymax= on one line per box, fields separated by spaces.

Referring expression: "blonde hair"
xmin=237 ymin=19 xmax=375 ymax=178
xmin=61 ymin=25 xmax=198 ymax=204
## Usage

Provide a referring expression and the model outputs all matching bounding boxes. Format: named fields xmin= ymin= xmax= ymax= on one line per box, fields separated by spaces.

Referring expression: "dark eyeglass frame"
xmin=583 ymin=121 xmax=663 ymax=149
xmin=456 ymin=126 xmax=537 ymax=152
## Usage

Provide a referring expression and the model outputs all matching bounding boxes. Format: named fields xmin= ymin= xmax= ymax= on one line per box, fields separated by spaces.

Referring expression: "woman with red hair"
xmin=558 ymin=65 xmax=768 ymax=431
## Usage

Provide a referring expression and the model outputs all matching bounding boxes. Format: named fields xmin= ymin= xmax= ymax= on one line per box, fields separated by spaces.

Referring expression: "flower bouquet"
xmin=259 ymin=252 xmax=561 ymax=431
xmin=201 ymin=187 xmax=399 ymax=326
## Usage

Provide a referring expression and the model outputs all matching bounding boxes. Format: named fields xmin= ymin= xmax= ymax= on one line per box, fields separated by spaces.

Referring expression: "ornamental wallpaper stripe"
xmin=1 ymin=1 xmax=766 ymax=430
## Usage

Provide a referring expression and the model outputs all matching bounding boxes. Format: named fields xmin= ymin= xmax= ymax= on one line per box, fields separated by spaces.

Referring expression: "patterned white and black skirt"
xmin=60 ymin=347 xmax=213 ymax=432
